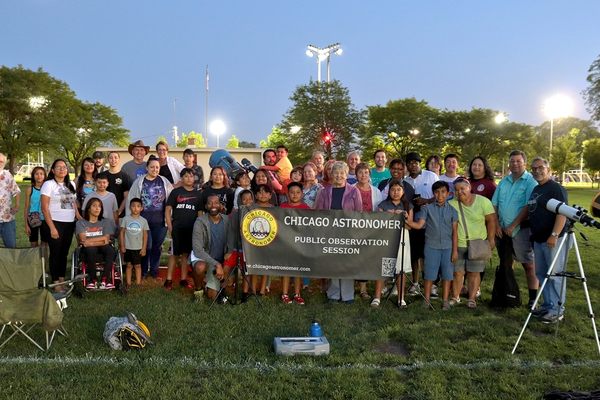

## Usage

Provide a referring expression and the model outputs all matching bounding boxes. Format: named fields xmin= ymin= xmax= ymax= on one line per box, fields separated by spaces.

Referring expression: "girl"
xmin=200 ymin=166 xmax=235 ymax=214
xmin=24 ymin=166 xmax=47 ymax=248
xmin=75 ymin=157 xmax=97 ymax=214
xmin=251 ymin=168 xmax=280 ymax=206
xmin=372 ymin=179 xmax=413 ymax=308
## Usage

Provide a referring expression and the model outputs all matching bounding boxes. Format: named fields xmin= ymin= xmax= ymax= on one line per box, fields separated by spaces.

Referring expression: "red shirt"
xmin=470 ymin=178 xmax=496 ymax=200
xmin=280 ymin=202 xmax=310 ymax=209
xmin=358 ymin=188 xmax=373 ymax=212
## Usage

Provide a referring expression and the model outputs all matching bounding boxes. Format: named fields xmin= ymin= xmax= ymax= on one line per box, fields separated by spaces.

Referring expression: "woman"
xmin=127 ymin=156 xmax=173 ymax=279
xmin=468 ymin=156 xmax=496 ymax=200
xmin=76 ymin=198 xmax=116 ymax=289
xmin=311 ymin=151 xmax=325 ymax=182
xmin=321 ymin=159 xmax=336 ymax=187
xmin=354 ymin=162 xmax=384 ymax=299
xmin=201 ymin=166 xmax=235 ymax=214
xmin=156 ymin=140 xmax=184 ymax=185
xmin=250 ymin=168 xmax=279 ymax=207
xmin=315 ymin=161 xmax=362 ymax=303
xmin=41 ymin=159 xmax=80 ymax=291
xmin=24 ymin=166 xmax=47 ymax=248
xmin=75 ymin=157 xmax=96 ymax=213
xmin=425 ymin=155 xmax=442 ymax=176
xmin=449 ymin=178 xmax=496 ymax=308
xmin=302 ymin=162 xmax=323 ymax=209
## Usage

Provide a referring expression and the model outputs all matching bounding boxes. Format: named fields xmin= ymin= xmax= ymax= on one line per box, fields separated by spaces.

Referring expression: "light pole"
xmin=210 ymin=119 xmax=226 ymax=149
xmin=543 ymin=94 xmax=573 ymax=162
xmin=305 ymin=43 xmax=343 ymax=83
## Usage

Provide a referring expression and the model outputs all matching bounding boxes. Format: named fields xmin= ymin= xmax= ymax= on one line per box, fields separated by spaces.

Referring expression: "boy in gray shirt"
xmin=119 ymin=198 xmax=149 ymax=287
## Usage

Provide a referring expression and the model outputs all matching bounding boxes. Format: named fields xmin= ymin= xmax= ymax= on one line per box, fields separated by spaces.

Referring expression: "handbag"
xmin=27 ymin=211 xmax=42 ymax=228
xmin=458 ymin=200 xmax=492 ymax=261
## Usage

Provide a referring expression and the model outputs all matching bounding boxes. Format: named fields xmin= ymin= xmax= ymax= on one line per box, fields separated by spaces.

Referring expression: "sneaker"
xmin=370 ymin=298 xmax=381 ymax=308
xmin=527 ymin=299 xmax=536 ymax=310
xmin=105 ymin=282 xmax=115 ymax=290
xmin=281 ymin=294 xmax=292 ymax=304
xmin=179 ymin=279 xmax=193 ymax=289
xmin=86 ymin=281 xmax=96 ymax=289
xmin=293 ymin=294 xmax=305 ymax=305
xmin=430 ymin=285 xmax=439 ymax=298
xmin=164 ymin=280 xmax=173 ymax=291
xmin=408 ymin=283 xmax=420 ymax=296
xmin=217 ymin=293 xmax=229 ymax=305
xmin=99 ymin=282 xmax=107 ymax=290
xmin=398 ymin=299 xmax=407 ymax=309
xmin=475 ymin=289 xmax=481 ymax=299
xmin=382 ymin=285 xmax=398 ymax=297
xmin=193 ymin=289 xmax=204 ymax=302
xmin=540 ymin=313 xmax=564 ymax=324
xmin=531 ymin=308 xmax=548 ymax=318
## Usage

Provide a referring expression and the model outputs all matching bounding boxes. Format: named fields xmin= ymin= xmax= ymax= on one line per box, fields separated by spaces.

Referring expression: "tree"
xmin=239 ymin=140 xmax=257 ymax=148
xmin=176 ymin=131 xmax=206 ymax=147
xmin=226 ymin=134 xmax=239 ymax=149
xmin=584 ymin=53 xmax=600 ymax=123
xmin=57 ymin=101 xmax=129 ymax=172
xmin=156 ymin=135 xmax=169 ymax=145
xmin=279 ymin=80 xmax=364 ymax=163
xmin=583 ymin=138 xmax=600 ymax=188
xmin=0 ymin=65 xmax=78 ymax=172
xmin=260 ymin=126 xmax=288 ymax=149
xmin=550 ymin=133 xmax=578 ymax=177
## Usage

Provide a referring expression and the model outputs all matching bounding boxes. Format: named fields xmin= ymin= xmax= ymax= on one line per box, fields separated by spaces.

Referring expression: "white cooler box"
xmin=273 ymin=336 xmax=330 ymax=356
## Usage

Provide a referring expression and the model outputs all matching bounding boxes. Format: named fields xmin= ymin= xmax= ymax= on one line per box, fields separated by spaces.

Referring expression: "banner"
xmin=240 ymin=207 xmax=411 ymax=280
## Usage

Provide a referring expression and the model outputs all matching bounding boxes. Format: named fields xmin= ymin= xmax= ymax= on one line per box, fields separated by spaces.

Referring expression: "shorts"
xmin=454 ymin=247 xmax=487 ymax=273
xmin=124 ymin=249 xmax=142 ymax=265
xmin=409 ymin=229 xmax=425 ymax=261
xmin=512 ymin=228 xmax=534 ymax=264
xmin=29 ymin=222 xmax=49 ymax=243
xmin=190 ymin=251 xmax=221 ymax=291
xmin=423 ymin=246 xmax=454 ymax=281
xmin=172 ymin=227 xmax=193 ymax=256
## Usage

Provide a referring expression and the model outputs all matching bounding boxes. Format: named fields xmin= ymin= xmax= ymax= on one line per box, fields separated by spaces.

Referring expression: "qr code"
xmin=381 ymin=257 xmax=397 ymax=277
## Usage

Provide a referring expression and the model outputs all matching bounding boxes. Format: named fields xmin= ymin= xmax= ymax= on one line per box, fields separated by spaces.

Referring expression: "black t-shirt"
xmin=166 ymin=187 xmax=202 ymax=229
xmin=160 ymin=164 xmax=174 ymax=184
xmin=103 ymin=171 xmax=131 ymax=217
xmin=200 ymin=186 xmax=234 ymax=214
xmin=528 ymin=179 xmax=568 ymax=243
xmin=331 ymin=187 xmax=345 ymax=210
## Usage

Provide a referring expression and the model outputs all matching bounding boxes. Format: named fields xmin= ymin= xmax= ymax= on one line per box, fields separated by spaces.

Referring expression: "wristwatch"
xmin=551 ymin=231 xmax=559 ymax=237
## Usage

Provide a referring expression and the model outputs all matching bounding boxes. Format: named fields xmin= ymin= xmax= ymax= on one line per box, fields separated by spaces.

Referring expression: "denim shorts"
xmin=423 ymin=246 xmax=454 ymax=281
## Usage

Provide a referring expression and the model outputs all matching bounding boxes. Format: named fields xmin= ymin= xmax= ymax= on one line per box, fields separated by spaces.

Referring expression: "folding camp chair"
xmin=0 ymin=247 xmax=64 ymax=351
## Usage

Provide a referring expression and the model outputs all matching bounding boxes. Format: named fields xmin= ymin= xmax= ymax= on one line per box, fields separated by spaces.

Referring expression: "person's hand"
xmin=504 ymin=224 xmax=515 ymax=237
xmin=414 ymin=197 xmax=428 ymax=207
xmin=120 ymin=245 xmax=126 ymax=254
xmin=451 ymin=249 xmax=458 ymax=263
xmin=495 ymin=225 xmax=503 ymax=238
xmin=25 ymin=224 xmax=31 ymax=236
xmin=50 ymin=228 xmax=59 ymax=239
xmin=215 ymin=263 xmax=224 ymax=280
xmin=547 ymin=235 xmax=558 ymax=249
xmin=140 ymin=248 xmax=146 ymax=257
xmin=167 ymin=225 xmax=172 ymax=234
xmin=10 ymin=206 xmax=18 ymax=215
xmin=488 ymin=239 xmax=496 ymax=251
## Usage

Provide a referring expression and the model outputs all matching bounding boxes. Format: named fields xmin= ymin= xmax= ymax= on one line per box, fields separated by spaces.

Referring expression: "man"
xmin=260 ymin=145 xmax=292 ymax=182
xmin=403 ymin=152 xmax=439 ymax=295
xmin=258 ymin=148 xmax=282 ymax=187
xmin=492 ymin=150 xmax=538 ymax=307
xmin=100 ymin=151 xmax=131 ymax=218
xmin=377 ymin=158 xmax=415 ymax=201
xmin=122 ymin=140 xmax=150 ymax=183
xmin=370 ymin=149 xmax=391 ymax=188
xmin=93 ymin=151 xmax=108 ymax=173
xmin=528 ymin=157 xmax=568 ymax=323
xmin=182 ymin=148 xmax=204 ymax=190
xmin=346 ymin=151 xmax=360 ymax=185
xmin=0 ymin=153 xmax=20 ymax=248
xmin=311 ymin=150 xmax=325 ymax=182
xmin=439 ymin=153 xmax=461 ymax=199
xmin=190 ymin=194 xmax=231 ymax=302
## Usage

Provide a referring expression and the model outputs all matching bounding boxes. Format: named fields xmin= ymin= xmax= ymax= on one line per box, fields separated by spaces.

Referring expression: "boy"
xmin=254 ymin=184 xmax=274 ymax=208
xmin=182 ymin=148 xmax=204 ymax=190
xmin=82 ymin=174 xmax=119 ymax=227
xmin=407 ymin=181 xmax=458 ymax=310
xmin=279 ymin=182 xmax=308 ymax=305
xmin=119 ymin=198 xmax=149 ymax=287
xmin=164 ymin=168 xmax=202 ymax=290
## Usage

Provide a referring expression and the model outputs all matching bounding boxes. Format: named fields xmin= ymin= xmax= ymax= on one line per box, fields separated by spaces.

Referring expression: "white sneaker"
xmin=408 ymin=283 xmax=420 ymax=296
xmin=382 ymin=285 xmax=398 ymax=297
xmin=398 ymin=299 xmax=407 ymax=309
xmin=430 ymin=284 xmax=439 ymax=298
xmin=475 ymin=289 xmax=481 ymax=298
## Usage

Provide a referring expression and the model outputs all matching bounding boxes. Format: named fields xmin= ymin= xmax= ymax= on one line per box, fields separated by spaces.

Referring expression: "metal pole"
xmin=549 ymin=118 xmax=554 ymax=163
xmin=317 ymin=58 xmax=321 ymax=82
xmin=205 ymin=65 xmax=209 ymax=146
xmin=327 ymin=55 xmax=331 ymax=83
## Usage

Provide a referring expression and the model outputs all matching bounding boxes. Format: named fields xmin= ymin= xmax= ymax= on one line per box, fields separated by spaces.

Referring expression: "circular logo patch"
xmin=242 ymin=209 xmax=278 ymax=247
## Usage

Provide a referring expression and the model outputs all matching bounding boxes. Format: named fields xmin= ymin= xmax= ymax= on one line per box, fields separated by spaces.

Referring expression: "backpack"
xmin=490 ymin=263 xmax=521 ymax=308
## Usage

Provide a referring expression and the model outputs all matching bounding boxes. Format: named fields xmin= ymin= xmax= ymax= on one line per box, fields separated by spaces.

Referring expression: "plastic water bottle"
xmin=310 ymin=321 xmax=322 ymax=337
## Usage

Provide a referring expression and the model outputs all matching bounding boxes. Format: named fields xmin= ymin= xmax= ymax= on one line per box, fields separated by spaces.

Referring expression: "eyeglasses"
xmin=54 ymin=166 xmax=68 ymax=170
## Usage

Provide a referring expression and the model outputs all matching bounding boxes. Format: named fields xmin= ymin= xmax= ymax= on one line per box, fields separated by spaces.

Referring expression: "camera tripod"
xmin=512 ymin=221 xmax=600 ymax=355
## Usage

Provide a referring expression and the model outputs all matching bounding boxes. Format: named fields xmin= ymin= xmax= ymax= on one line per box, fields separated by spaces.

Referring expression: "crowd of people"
xmin=0 ymin=140 xmax=570 ymax=322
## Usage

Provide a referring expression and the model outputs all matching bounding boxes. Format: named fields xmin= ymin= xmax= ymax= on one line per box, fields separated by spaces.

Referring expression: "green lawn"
xmin=1 ymin=187 xmax=600 ymax=399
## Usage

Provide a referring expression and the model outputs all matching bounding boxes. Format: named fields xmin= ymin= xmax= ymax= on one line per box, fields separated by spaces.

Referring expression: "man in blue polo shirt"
xmin=492 ymin=150 xmax=538 ymax=307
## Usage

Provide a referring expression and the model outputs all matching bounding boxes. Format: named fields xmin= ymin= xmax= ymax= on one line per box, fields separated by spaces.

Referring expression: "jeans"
xmin=0 ymin=220 xmax=16 ymax=248
xmin=45 ymin=221 xmax=75 ymax=281
xmin=534 ymin=239 xmax=570 ymax=316
xmin=142 ymin=223 xmax=167 ymax=278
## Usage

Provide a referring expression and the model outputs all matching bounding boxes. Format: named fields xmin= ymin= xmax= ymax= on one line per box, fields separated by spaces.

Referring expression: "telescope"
xmin=208 ymin=149 xmax=258 ymax=181
xmin=546 ymin=198 xmax=600 ymax=229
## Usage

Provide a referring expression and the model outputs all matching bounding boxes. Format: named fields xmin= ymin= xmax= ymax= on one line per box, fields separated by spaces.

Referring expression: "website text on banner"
xmin=240 ymin=207 xmax=411 ymax=280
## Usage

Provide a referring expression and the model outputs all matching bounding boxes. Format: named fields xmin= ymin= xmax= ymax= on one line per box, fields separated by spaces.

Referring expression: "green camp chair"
xmin=0 ymin=247 xmax=64 ymax=351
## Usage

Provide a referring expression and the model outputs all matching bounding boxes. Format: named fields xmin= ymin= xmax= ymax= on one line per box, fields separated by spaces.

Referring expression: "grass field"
xmin=1 ymin=187 xmax=600 ymax=399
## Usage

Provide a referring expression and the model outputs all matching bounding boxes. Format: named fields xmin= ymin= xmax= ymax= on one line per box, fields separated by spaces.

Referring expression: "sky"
xmin=2 ymin=0 xmax=599 ymax=148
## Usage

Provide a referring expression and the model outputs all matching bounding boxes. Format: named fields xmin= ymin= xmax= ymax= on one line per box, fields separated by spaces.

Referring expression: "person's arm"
xmin=485 ymin=213 xmax=496 ymax=250
xmin=24 ymin=187 xmax=32 ymax=236
xmin=140 ymin=229 xmax=148 ymax=257
xmin=451 ymin=221 xmax=458 ymax=263
xmin=493 ymin=205 xmax=503 ymax=238
xmin=407 ymin=216 xmax=425 ymax=230
xmin=118 ymin=190 xmax=129 ymax=216
xmin=165 ymin=205 xmax=173 ymax=234
xmin=261 ymin=165 xmax=280 ymax=172
xmin=119 ymin=227 xmax=126 ymax=254
xmin=547 ymin=215 xmax=567 ymax=249
xmin=191 ymin=218 xmax=219 ymax=268
xmin=12 ymin=192 xmax=20 ymax=217
xmin=41 ymin=194 xmax=59 ymax=239
xmin=504 ymin=205 xmax=528 ymax=237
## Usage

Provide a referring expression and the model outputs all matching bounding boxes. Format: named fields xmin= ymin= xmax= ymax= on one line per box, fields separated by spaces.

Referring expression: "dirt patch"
xmin=374 ymin=340 xmax=410 ymax=356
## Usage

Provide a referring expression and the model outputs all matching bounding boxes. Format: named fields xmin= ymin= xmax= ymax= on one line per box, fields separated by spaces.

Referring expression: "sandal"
xmin=370 ymin=298 xmax=381 ymax=308
xmin=360 ymin=291 xmax=370 ymax=300
xmin=467 ymin=299 xmax=477 ymax=309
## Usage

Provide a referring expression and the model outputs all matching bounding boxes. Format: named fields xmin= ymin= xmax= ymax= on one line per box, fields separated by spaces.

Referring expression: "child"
xmin=372 ymin=179 xmax=413 ymax=308
xmin=83 ymin=174 xmax=119 ymax=227
xmin=253 ymin=184 xmax=274 ymax=294
xmin=182 ymin=148 xmax=204 ymax=190
xmin=226 ymin=189 xmax=255 ymax=302
xmin=279 ymin=182 xmax=308 ymax=305
xmin=24 ymin=166 xmax=47 ymax=248
xmin=407 ymin=181 xmax=458 ymax=310
xmin=164 ymin=168 xmax=202 ymax=290
xmin=232 ymin=171 xmax=251 ymax=210
xmin=119 ymin=198 xmax=149 ymax=288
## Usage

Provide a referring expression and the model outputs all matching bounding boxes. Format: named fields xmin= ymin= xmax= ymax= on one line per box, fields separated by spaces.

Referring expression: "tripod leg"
xmin=208 ymin=265 xmax=238 ymax=309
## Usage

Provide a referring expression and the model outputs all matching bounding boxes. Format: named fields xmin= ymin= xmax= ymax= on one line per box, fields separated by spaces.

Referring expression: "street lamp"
xmin=543 ymin=94 xmax=574 ymax=161
xmin=209 ymin=119 xmax=226 ymax=148
xmin=494 ymin=112 xmax=508 ymax=124
xmin=305 ymin=43 xmax=343 ymax=82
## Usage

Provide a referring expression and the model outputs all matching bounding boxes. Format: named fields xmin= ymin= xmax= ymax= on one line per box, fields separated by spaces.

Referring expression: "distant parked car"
xmin=14 ymin=163 xmax=45 ymax=181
